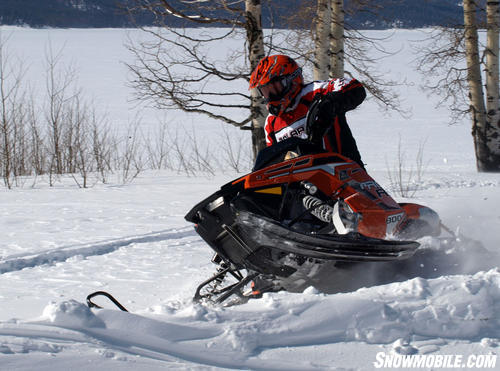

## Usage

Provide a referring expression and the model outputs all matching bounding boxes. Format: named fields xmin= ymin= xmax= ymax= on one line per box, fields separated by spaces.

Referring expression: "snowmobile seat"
xmin=253 ymin=137 xmax=325 ymax=171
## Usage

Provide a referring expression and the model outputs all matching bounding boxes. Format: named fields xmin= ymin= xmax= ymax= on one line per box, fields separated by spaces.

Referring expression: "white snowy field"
xmin=0 ymin=27 xmax=499 ymax=370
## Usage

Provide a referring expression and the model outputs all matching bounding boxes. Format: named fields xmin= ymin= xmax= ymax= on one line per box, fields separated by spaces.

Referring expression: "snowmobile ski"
xmin=87 ymin=291 xmax=129 ymax=312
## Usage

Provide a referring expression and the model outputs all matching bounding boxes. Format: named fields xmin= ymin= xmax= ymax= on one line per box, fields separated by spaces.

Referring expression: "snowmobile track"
xmin=0 ymin=227 xmax=196 ymax=275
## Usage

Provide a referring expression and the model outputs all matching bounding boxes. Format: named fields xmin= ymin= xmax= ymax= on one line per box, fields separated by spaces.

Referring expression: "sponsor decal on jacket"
xmin=274 ymin=119 xmax=308 ymax=142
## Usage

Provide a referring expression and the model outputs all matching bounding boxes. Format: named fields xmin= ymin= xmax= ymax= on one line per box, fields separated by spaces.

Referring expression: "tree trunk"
xmin=314 ymin=0 xmax=331 ymax=80
xmin=464 ymin=0 xmax=491 ymax=171
xmin=485 ymin=0 xmax=500 ymax=171
xmin=330 ymin=0 xmax=344 ymax=78
xmin=245 ymin=0 xmax=266 ymax=159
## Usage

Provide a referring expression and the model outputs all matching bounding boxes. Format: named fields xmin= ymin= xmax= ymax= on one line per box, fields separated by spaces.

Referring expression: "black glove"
xmin=306 ymin=93 xmax=342 ymax=145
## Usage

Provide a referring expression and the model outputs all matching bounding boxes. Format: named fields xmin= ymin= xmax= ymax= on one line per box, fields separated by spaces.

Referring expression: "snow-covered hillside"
xmin=0 ymin=27 xmax=499 ymax=370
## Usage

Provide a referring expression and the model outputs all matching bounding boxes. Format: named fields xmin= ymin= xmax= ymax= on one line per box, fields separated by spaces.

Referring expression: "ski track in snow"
xmin=0 ymin=227 xmax=196 ymax=275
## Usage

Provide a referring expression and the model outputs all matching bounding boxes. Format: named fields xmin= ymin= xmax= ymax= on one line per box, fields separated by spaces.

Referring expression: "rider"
xmin=249 ymin=54 xmax=366 ymax=167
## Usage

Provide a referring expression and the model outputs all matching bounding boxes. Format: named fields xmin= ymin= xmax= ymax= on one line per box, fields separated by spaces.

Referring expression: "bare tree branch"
xmin=127 ymin=0 xmax=267 ymax=157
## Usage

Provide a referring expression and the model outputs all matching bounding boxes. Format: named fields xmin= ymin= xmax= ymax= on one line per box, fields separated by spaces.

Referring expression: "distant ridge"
xmin=0 ymin=0 xmax=464 ymax=29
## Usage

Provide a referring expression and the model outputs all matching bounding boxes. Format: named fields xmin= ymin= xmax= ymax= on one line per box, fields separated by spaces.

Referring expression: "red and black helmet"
xmin=249 ymin=55 xmax=303 ymax=116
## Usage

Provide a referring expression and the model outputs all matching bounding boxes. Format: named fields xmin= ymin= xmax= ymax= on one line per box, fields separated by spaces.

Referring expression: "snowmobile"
xmin=184 ymin=136 xmax=441 ymax=304
xmin=85 ymin=95 xmax=443 ymax=310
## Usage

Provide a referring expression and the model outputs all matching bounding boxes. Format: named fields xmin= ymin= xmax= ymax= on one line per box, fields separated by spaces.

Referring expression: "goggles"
xmin=258 ymin=79 xmax=285 ymax=103
xmin=257 ymin=68 xmax=302 ymax=104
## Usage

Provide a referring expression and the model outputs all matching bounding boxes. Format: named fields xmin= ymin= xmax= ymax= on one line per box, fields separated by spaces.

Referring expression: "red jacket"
xmin=264 ymin=78 xmax=366 ymax=166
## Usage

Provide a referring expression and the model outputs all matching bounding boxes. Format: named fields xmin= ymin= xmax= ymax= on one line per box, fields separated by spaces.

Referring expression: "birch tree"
xmin=484 ymin=0 xmax=500 ymax=170
xmin=314 ymin=0 xmax=345 ymax=79
xmin=464 ymin=0 xmax=490 ymax=170
xmin=314 ymin=0 xmax=331 ymax=80
xmin=288 ymin=0 xmax=404 ymax=114
xmin=330 ymin=0 xmax=344 ymax=78
xmin=418 ymin=0 xmax=499 ymax=172
xmin=246 ymin=0 xmax=266 ymax=156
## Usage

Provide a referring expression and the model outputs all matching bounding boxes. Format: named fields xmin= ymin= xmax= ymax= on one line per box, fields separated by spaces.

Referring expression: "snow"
xmin=0 ymin=27 xmax=499 ymax=370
